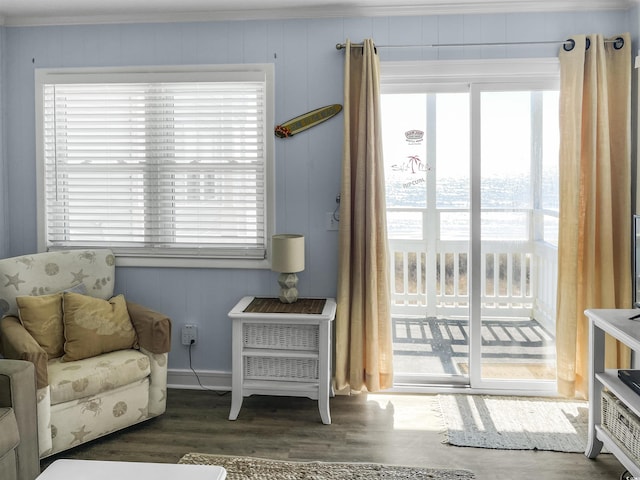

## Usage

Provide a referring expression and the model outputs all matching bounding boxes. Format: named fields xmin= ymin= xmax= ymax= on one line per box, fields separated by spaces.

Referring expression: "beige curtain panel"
xmin=556 ymin=33 xmax=632 ymax=399
xmin=335 ymin=39 xmax=394 ymax=393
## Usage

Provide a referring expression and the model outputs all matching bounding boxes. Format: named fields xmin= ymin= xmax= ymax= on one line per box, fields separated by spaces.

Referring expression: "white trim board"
xmin=0 ymin=0 xmax=634 ymax=27
xmin=168 ymin=369 xmax=232 ymax=392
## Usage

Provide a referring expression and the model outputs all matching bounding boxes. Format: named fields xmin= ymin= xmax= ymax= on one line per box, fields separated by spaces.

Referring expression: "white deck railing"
xmin=389 ymin=236 xmax=557 ymax=331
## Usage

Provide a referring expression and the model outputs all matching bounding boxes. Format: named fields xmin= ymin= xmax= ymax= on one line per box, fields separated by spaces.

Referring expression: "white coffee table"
xmin=37 ymin=459 xmax=226 ymax=480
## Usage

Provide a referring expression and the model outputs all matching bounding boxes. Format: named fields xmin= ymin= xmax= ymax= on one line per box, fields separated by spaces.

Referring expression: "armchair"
xmin=0 ymin=249 xmax=172 ymax=458
xmin=0 ymin=359 xmax=40 ymax=480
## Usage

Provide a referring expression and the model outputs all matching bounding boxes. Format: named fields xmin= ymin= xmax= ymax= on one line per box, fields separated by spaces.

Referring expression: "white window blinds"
xmin=37 ymin=67 xmax=273 ymax=262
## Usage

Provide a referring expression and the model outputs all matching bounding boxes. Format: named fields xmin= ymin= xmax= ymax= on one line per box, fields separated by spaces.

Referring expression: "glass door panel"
xmin=476 ymin=89 xmax=557 ymax=389
xmin=382 ymin=91 xmax=471 ymax=384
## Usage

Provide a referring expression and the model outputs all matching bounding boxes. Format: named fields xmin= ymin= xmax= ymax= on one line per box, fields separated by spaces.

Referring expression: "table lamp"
xmin=271 ymin=234 xmax=305 ymax=303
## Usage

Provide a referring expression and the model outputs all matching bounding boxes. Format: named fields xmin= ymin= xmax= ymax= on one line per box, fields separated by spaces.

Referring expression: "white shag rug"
xmin=437 ymin=394 xmax=590 ymax=452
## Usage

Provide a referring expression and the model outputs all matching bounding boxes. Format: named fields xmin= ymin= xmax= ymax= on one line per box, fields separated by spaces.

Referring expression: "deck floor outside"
xmin=392 ymin=315 xmax=556 ymax=382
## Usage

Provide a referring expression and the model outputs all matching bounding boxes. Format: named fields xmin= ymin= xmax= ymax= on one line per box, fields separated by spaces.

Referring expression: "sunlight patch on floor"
xmin=366 ymin=394 xmax=444 ymax=431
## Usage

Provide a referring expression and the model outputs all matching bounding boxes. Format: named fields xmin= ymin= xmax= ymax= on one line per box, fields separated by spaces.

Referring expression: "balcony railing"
xmin=388 ymin=211 xmax=558 ymax=332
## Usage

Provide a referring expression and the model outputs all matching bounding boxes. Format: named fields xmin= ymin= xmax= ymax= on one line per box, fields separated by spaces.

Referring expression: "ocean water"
xmin=385 ymin=173 xmax=559 ymax=243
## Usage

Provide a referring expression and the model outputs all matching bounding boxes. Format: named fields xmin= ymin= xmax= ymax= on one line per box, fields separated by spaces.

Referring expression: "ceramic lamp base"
xmin=278 ymin=272 xmax=299 ymax=303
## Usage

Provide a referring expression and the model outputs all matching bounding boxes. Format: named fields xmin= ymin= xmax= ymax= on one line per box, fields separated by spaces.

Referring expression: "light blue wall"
xmin=0 ymin=10 xmax=632 ymax=385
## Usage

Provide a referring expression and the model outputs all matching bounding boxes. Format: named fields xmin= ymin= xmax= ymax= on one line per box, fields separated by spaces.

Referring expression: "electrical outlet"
xmin=181 ymin=324 xmax=198 ymax=346
xmin=326 ymin=212 xmax=339 ymax=231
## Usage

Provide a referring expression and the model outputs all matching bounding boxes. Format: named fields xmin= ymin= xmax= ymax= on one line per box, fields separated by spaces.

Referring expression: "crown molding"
xmin=0 ymin=0 xmax=635 ymax=27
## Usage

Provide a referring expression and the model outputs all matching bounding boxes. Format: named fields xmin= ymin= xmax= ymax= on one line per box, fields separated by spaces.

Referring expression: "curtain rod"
xmin=336 ymin=37 xmax=625 ymax=51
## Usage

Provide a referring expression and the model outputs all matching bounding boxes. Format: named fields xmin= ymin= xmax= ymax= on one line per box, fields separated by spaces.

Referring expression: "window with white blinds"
xmin=36 ymin=66 xmax=274 ymax=267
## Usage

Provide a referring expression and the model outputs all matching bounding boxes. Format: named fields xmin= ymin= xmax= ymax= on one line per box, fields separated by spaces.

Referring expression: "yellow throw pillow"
xmin=62 ymin=292 xmax=138 ymax=362
xmin=17 ymin=293 xmax=64 ymax=358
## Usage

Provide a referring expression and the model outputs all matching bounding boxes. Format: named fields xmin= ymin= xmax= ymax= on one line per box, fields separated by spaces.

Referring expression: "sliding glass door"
xmin=381 ymin=60 xmax=559 ymax=393
xmin=470 ymin=86 xmax=558 ymax=391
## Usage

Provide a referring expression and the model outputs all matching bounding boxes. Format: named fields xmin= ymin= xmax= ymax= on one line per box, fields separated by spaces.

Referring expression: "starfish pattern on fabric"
xmin=137 ymin=406 xmax=148 ymax=420
xmin=71 ymin=269 xmax=89 ymax=283
xmin=70 ymin=425 xmax=91 ymax=444
xmin=4 ymin=272 xmax=25 ymax=291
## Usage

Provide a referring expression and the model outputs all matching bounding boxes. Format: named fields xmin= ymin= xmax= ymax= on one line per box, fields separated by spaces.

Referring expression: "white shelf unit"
xmin=585 ymin=309 xmax=640 ymax=477
xmin=228 ymin=296 xmax=336 ymax=425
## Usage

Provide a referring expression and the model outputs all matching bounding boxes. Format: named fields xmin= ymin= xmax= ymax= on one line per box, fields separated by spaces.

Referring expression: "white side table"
xmin=37 ymin=459 xmax=226 ymax=480
xmin=228 ymin=296 xmax=337 ymax=424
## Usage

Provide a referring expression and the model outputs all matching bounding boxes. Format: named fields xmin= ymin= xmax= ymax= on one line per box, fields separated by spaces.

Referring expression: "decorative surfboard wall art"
xmin=274 ymin=104 xmax=343 ymax=138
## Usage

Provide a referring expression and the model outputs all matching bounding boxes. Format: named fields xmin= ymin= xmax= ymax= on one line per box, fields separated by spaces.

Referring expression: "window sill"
xmin=115 ymin=254 xmax=271 ymax=270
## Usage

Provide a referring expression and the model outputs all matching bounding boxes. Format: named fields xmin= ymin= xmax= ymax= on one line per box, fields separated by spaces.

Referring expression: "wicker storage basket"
xmin=243 ymin=323 xmax=319 ymax=351
xmin=244 ymin=356 xmax=319 ymax=382
xmin=601 ymin=389 xmax=640 ymax=461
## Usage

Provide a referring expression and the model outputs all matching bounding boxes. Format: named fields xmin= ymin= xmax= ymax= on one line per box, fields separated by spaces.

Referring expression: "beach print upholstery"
xmin=48 ymin=349 xmax=151 ymax=405
xmin=50 ymin=378 xmax=150 ymax=454
xmin=0 ymin=249 xmax=171 ymax=458
xmin=0 ymin=249 xmax=115 ymax=318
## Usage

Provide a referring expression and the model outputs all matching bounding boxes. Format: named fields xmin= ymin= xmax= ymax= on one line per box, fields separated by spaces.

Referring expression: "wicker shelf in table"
xmin=228 ymin=296 xmax=336 ymax=425
xmin=585 ymin=309 xmax=640 ymax=477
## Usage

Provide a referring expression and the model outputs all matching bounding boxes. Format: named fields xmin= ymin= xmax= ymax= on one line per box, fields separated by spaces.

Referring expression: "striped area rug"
xmin=179 ymin=453 xmax=476 ymax=479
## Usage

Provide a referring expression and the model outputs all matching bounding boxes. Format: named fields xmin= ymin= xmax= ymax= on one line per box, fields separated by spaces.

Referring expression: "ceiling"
xmin=0 ymin=0 xmax=635 ymax=27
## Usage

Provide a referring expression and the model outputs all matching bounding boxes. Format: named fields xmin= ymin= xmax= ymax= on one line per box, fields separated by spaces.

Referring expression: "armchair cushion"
xmin=48 ymin=349 xmax=151 ymax=405
xmin=0 ymin=359 xmax=40 ymax=480
xmin=16 ymin=293 xmax=64 ymax=359
xmin=0 ymin=407 xmax=19 ymax=458
xmin=62 ymin=293 xmax=137 ymax=362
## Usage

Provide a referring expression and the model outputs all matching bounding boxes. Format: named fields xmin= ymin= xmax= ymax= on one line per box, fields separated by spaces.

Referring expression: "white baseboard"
xmin=167 ymin=368 xmax=232 ymax=391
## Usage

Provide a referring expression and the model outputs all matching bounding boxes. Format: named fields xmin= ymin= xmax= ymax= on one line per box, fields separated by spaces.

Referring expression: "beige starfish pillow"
xmin=62 ymin=292 xmax=138 ymax=362
xmin=17 ymin=292 xmax=64 ymax=358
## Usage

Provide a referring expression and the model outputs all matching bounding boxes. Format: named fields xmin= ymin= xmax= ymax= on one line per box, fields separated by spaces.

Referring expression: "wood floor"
xmin=43 ymin=388 xmax=625 ymax=480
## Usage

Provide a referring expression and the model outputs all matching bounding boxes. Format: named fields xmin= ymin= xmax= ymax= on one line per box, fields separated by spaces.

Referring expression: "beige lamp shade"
xmin=271 ymin=234 xmax=305 ymax=273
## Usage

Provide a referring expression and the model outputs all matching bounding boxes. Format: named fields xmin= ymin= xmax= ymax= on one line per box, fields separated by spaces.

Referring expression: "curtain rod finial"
xmin=336 ymin=43 xmax=344 ymax=50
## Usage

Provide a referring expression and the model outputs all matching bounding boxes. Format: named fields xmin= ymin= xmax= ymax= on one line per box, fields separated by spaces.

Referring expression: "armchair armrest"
xmin=126 ymin=302 xmax=172 ymax=354
xmin=0 ymin=317 xmax=48 ymax=389
xmin=0 ymin=359 xmax=40 ymax=480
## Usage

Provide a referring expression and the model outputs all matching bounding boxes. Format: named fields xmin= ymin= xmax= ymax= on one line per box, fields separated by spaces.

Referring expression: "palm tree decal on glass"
xmin=407 ymin=155 xmax=422 ymax=174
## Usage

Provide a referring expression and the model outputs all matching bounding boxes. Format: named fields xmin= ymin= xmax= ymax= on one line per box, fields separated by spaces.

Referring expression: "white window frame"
xmin=35 ymin=64 xmax=275 ymax=269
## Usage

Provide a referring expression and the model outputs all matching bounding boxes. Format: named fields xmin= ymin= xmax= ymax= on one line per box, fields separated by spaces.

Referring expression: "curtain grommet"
xmin=613 ymin=37 xmax=625 ymax=50
xmin=563 ymin=39 xmax=575 ymax=52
